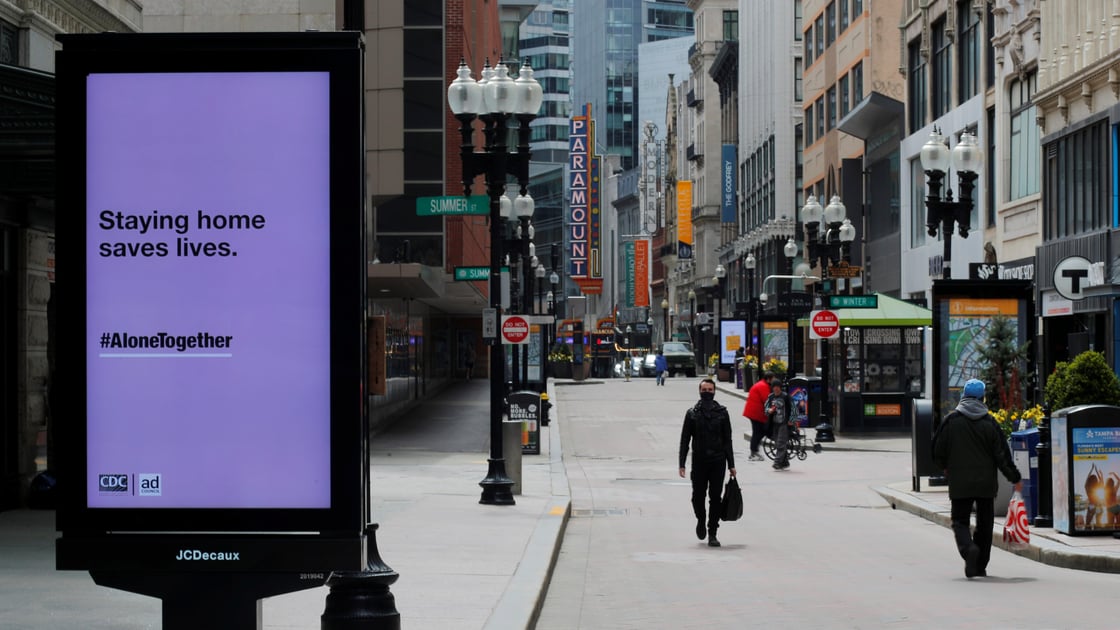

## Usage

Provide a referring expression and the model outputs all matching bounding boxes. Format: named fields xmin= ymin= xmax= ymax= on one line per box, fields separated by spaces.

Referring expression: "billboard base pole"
xmin=321 ymin=524 xmax=401 ymax=629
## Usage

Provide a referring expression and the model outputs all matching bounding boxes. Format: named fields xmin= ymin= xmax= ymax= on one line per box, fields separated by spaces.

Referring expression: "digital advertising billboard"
xmin=54 ymin=33 xmax=365 ymax=551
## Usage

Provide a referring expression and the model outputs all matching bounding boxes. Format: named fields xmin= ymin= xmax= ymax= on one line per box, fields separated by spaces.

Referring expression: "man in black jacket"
xmin=932 ymin=378 xmax=1023 ymax=578
xmin=679 ymin=378 xmax=736 ymax=547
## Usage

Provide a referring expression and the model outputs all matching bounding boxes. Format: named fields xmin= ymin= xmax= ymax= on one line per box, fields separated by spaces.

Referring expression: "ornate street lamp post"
xmin=448 ymin=57 xmax=541 ymax=505
xmin=800 ymin=195 xmax=855 ymax=441
xmin=745 ymin=253 xmax=756 ymax=355
xmin=661 ymin=298 xmax=669 ymax=345
xmin=688 ymin=289 xmax=697 ymax=368
xmin=920 ymin=128 xmax=982 ymax=280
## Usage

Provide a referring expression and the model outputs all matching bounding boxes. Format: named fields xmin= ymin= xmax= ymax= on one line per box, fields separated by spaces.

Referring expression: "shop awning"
xmin=797 ymin=293 xmax=932 ymax=327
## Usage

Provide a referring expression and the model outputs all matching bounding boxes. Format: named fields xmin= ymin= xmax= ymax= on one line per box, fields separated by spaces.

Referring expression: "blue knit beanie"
xmin=962 ymin=378 xmax=986 ymax=400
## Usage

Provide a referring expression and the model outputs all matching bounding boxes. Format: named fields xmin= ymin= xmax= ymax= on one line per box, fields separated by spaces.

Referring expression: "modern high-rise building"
xmin=571 ymin=0 xmax=693 ymax=172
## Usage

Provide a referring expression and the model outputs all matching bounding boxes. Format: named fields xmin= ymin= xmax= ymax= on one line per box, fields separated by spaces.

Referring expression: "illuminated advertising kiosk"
xmin=53 ymin=33 xmax=369 ymax=625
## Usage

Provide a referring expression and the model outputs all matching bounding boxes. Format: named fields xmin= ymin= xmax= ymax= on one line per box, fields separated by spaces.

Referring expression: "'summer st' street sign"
xmin=454 ymin=266 xmax=509 ymax=281
xmin=416 ymin=195 xmax=489 ymax=216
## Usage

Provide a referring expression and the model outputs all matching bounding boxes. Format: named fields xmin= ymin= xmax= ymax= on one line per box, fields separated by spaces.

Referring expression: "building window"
xmin=795 ymin=0 xmax=803 ymax=41
xmin=851 ymin=61 xmax=863 ymax=105
xmin=931 ymin=19 xmax=951 ymax=118
xmin=0 ymin=18 xmax=18 ymax=64
xmin=805 ymin=102 xmax=815 ymax=144
xmin=795 ymin=58 xmax=804 ymax=101
xmin=987 ymin=107 xmax=996 ymax=227
xmin=723 ymin=10 xmax=738 ymax=41
xmin=1009 ymin=72 xmax=1039 ymax=200
xmin=805 ymin=25 xmax=814 ymax=65
xmin=908 ymin=39 xmax=927 ymax=133
xmin=1045 ymin=119 xmax=1110 ymax=238
xmin=816 ymin=96 xmax=825 ymax=138
xmin=840 ymin=0 xmax=850 ymax=32
xmin=853 ymin=0 xmax=863 ymax=15
xmin=839 ymin=74 xmax=850 ymax=117
xmin=815 ymin=15 xmax=824 ymax=58
xmin=985 ymin=3 xmax=995 ymax=88
xmin=826 ymin=2 xmax=836 ymax=47
xmin=827 ymin=85 xmax=837 ymax=130
xmin=957 ymin=0 xmax=981 ymax=102
xmin=910 ymin=157 xmax=927 ymax=247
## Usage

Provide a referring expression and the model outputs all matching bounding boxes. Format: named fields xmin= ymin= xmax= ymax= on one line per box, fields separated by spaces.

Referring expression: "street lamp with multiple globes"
xmin=920 ymin=127 xmax=982 ymax=279
xmin=448 ymin=57 xmax=542 ymax=506
xmin=800 ymin=195 xmax=856 ymax=442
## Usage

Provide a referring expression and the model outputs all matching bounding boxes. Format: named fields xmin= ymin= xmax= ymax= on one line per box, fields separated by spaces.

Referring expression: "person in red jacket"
xmin=742 ymin=371 xmax=775 ymax=461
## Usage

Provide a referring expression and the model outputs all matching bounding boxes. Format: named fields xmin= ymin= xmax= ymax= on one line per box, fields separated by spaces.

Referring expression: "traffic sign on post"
xmin=809 ymin=309 xmax=840 ymax=340
xmin=501 ymin=315 xmax=531 ymax=345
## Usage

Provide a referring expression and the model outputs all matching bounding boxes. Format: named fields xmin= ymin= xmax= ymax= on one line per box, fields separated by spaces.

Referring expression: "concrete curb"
xmin=873 ymin=484 xmax=1120 ymax=574
xmin=484 ymin=380 xmax=571 ymax=630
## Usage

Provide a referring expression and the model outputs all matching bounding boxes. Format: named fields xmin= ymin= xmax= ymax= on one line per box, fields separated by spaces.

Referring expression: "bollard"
xmin=540 ymin=393 xmax=552 ymax=426
xmin=1034 ymin=402 xmax=1053 ymax=528
xmin=321 ymin=524 xmax=400 ymax=630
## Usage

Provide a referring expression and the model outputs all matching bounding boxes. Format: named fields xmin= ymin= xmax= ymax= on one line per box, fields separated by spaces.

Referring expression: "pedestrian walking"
xmin=932 ymin=378 xmax=1023 ymax=578
xmin=655 ymin=350 xmax=668 ymax=386
xmin=742 ymin=371 xmax=775 ymax=462
xmin=464 ymin=344 xmax=475 ymax=380
xmin=765 ymin=381 xmax=794 ymax=470
xmin=679 ymin=378 xmax=736 ymax=547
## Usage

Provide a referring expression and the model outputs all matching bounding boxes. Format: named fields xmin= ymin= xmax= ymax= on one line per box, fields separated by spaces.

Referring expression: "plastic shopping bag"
xmin=1002 ymin=490 xmax=1030 ymax=550
xmin=720 ymin=477 xmax=743 ymax=522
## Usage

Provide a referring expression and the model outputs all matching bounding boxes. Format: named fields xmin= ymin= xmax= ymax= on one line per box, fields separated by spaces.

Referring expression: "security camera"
xmin=759 ymin=293 xmax=768 ymax=305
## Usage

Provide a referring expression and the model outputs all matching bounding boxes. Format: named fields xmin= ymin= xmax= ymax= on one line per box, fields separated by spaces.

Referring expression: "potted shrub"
xmin=1045 ymin=350 xmax=1120 ymax=410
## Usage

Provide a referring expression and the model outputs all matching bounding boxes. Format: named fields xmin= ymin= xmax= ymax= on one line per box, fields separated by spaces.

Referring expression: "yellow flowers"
xmin=743 ymin=354 xmax=759 ymax=368
xmin=708 ymin=353 xmax=719 ymax=367
xmin=991 ymin=404 xmax=1044 ymax=439
xmin=762 ymin=358 xmax=787 ymax=375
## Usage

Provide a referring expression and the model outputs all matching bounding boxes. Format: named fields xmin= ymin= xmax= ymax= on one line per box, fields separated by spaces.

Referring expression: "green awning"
xmin=796 ymin=293 xmax=932 ymax=327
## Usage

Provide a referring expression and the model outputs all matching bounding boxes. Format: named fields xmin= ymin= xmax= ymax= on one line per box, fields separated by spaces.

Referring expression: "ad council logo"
xmin=98 ymin=474 xmax=130 ymax=494
xmin=138 ymin=473 xmax=162 ymax=496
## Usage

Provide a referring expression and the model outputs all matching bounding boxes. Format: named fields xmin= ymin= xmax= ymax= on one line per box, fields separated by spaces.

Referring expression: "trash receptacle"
xmin=1010 ymin=427 xmax=1040 ymax=523
xmin=911 ymin=399 xmax=936 ymax=492
xmin=509 ymin=390 xmax=541 ymax=455
xmin=788 ymin=376 xmax=820 ymax=428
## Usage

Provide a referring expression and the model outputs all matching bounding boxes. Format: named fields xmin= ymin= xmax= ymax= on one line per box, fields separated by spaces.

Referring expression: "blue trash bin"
xmin=1010 ymin=427 xmax=1040 ymax=523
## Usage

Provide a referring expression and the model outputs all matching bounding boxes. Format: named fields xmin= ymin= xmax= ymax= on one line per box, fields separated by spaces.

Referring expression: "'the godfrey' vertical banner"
xmin=677 ymin=180 xmax=693 ymax=259
xmin=568 ymin=112 xmax=589 ymax=278
xmin=721 ymin=144 xmax=736 ymax=223
xmin=634 ymin=239 xmax=650 ymax=307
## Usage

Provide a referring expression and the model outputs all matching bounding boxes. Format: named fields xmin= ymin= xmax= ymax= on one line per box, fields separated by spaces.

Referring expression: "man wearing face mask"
xmin=679 ymin=378 xmax=737 ymax=547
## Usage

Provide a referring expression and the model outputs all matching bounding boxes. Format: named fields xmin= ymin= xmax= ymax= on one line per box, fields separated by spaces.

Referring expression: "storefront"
xmin=802 ymin=294 xmax=931 ymax=432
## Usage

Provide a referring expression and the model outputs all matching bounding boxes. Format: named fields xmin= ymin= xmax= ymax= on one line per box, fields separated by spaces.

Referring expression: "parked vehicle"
xmin=661 ymin=342 xmax=696 ymax=377
xmin=639 ymin=353 xmax=658 ymax=377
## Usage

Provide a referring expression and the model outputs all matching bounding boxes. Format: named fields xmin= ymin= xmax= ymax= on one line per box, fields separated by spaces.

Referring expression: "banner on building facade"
xmin=722 ymin=144 xmax=736 ymax=223
xmin=677 ymin=180 xmax=693 ymax=259
xmin=634 ymin=238 xmax=649 ymax=307
xmin=624 ymin=241 xmax=635 ymax=306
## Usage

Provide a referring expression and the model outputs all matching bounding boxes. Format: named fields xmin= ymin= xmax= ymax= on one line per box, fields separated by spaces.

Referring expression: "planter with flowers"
xmin=549 ymin=345 xmax=573 ymax=379
xmin=762 ymin=358 xmax=787 ymax=379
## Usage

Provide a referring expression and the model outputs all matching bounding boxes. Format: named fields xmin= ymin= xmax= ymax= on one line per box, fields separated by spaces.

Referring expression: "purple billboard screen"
xmin=84 ymin=72 xmax=332 ymax=509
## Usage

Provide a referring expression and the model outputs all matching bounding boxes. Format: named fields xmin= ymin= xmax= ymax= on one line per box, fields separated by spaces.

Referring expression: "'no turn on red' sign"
xmin=809 ymin=310 xmax=840 ymax=340
xmin=501 ymin=315 xmax=531 ymax=344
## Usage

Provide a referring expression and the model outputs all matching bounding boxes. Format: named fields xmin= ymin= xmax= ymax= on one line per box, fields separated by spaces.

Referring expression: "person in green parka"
xmin=933 ymin=378 xmax=1023 ymax=578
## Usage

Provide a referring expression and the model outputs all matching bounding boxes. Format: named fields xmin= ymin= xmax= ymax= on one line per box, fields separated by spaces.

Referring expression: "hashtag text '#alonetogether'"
xmin=99 ymin=332 xmax=234 ymax=352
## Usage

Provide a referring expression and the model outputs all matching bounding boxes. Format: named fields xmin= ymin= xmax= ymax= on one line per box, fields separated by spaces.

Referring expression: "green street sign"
xmin=416 ymin=195 xmax=489 ymax=216
xmin=454 ymin=266 xmax=508 ymax=281
xmin=828 ymin=295 xmax=878 ymax=309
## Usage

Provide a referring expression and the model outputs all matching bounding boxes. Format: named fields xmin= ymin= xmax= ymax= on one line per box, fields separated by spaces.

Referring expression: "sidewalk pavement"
xmin=715 ymin=377 xmax=1120 ymax=574
xmin=0 ymin=378 xmax=571 ymax=630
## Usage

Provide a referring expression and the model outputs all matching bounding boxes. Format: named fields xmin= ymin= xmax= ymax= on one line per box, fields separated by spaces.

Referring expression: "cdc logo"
xmin=98 ymin=474 xmax=130 ymax=494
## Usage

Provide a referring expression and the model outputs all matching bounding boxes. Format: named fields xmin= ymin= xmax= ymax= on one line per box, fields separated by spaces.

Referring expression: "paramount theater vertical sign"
xmin=569 ymin=104 xmax=603 ymax=294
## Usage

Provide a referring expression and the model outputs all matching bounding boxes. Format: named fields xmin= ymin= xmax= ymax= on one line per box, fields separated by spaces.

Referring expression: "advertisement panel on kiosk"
xmin=719 ymin=320 xmax=746 ymax=365
xmin=53 ymin=32 xmax=366 ymax=585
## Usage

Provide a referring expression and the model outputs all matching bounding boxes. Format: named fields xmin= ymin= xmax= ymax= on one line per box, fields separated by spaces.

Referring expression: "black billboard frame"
xmin=53 ymin=30 xmax=368 ymax=581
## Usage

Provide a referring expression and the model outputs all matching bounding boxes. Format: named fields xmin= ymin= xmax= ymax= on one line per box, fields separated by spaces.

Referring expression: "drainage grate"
xmin=571 ymin=507 xmax=631 ymax=518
